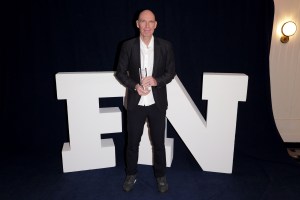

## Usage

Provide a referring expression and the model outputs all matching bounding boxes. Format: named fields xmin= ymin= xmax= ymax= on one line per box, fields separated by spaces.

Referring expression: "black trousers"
xmin=126 ymin=104 xmax=166 ymax=178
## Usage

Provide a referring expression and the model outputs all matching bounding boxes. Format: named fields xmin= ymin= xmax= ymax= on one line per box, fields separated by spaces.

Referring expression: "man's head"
xmin=136 ymin=10 xmax=157 ymax=39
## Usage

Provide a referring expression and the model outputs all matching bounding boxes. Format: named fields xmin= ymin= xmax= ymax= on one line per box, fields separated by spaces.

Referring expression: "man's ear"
xmin=136 ymin=20 xmax=139 ymax=28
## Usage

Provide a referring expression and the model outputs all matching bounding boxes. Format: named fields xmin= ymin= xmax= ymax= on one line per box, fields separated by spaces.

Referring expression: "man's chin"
xmin=142 ymin=32 xmax=153 ymax=37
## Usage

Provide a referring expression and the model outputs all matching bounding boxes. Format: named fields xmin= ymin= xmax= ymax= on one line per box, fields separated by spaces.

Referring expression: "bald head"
xmin=136 ymin=9 xmax=157 ymax=42
xmin=138 ymin=9 xmax=156 ymax=21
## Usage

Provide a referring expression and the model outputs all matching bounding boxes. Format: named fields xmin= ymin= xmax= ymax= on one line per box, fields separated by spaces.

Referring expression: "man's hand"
xmin=141 ymin=76 xmax=157 ymax=88
xmin=135 ymin=84 xmax=150 ymax=96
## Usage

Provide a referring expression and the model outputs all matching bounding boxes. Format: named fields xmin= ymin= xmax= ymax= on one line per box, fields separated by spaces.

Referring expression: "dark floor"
xmin=1 ymin=135 xmax=300 ymax=200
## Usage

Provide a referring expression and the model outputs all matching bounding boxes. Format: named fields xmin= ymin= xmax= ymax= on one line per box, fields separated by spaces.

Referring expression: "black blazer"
xmin=115 ymin=37 xmax=176 ymax=111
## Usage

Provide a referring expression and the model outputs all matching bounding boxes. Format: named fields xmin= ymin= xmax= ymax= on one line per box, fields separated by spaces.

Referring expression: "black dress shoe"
xmin=123 ymin=174 xmax=137 ymax=192
xmin=156 ymin=176 xmax=168 ymax=193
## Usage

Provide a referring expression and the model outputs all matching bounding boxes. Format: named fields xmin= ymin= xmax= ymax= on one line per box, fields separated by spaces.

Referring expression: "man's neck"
xmin=140 ymin=35 xmax=152 ymax=47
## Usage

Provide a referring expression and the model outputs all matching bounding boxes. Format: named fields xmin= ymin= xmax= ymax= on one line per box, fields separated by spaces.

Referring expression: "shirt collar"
xmin=140 ymin=36 xmax=154 ymax=49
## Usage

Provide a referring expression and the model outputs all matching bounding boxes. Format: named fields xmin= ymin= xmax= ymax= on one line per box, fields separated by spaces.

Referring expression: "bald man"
xmin=116 ymin=9 xmax=176 ymax=193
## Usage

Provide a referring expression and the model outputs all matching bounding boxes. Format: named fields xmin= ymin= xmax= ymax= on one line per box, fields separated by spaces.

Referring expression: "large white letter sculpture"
xmin=56 ymin=72 xmax=124 ymax=172
xmin=167 ymin=73 xmax=248 ymax=173
xmin=56 ymin=71 xmax=248 ymax=174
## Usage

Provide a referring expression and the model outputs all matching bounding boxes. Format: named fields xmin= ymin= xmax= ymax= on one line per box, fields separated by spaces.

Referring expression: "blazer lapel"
xmin=132 ymin=38 xmax=141 ymax=68
xmin=153 ymin=38 xmax=161 ymax=76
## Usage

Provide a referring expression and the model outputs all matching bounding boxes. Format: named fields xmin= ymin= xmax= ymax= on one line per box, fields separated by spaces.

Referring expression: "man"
xmin=115 ymin=9 xmax=176 ymax=193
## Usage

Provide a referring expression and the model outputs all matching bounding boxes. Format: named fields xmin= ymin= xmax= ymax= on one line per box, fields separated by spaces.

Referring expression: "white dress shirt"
xmin=138 ymin=36 xmax=155 ymax=106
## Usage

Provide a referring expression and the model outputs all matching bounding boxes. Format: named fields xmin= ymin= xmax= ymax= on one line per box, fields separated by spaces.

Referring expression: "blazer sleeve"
xmin=115 ymin=41 xmax=138 ymax=91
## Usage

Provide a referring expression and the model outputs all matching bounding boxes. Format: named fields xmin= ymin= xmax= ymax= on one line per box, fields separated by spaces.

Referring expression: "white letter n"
xmin=166 ymin=73 xmax=248 ymax=173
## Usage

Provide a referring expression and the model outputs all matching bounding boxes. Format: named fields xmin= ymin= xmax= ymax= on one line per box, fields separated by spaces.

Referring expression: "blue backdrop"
xmin=1 ymin=0 xmax=288 ymax=162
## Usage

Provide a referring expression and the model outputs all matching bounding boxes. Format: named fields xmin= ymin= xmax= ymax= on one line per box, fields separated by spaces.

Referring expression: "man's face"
xmin=136 ymin=11 xmax=157 ymax=38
